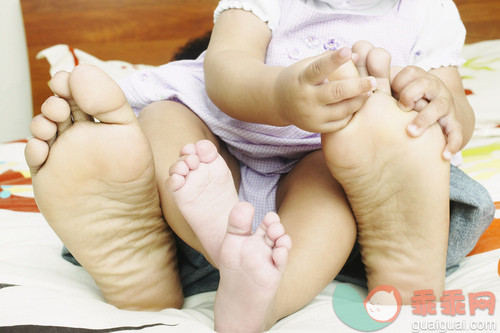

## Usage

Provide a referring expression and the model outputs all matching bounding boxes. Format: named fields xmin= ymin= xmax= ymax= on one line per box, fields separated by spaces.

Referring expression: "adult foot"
xmin=215 ymin=202 xmax=291 ymax=333
xmin=352 ymin=40 xmax=391 ymax=93
xmin=322 ymin=47 xmax=450 ymax=303
xmin=25 ymin=64 xmax=182 ymax=310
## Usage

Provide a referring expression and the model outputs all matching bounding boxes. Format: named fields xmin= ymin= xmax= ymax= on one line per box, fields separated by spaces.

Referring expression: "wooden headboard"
xmin=21 ymin=0 xmax=500 ymax=116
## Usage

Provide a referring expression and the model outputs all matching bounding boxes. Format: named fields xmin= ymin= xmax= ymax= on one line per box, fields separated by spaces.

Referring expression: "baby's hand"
xmin=274 ymin=48 xmax=377 ymax=133
xmin=391 ymin=66 xmax=463 ymax=160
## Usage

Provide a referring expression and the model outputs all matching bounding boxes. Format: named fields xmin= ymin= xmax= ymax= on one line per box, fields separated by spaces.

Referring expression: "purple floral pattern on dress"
xmin=287 ymin=35 xmax=347 ymax=60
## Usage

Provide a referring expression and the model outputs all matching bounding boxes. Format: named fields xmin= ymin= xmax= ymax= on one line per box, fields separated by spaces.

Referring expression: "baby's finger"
xmin=318 ymin=77 xmax=376 ymax=105
xmin=407 ymin=97 xmax=449 ymax=137
xmin=316 ymin=96 xmax=367 ymax=132
xmin=442 ymin=131 xmax=462 ymax=160
xmin=301 ymin=48 xmax=352 ymax=85
xmin=439 ymin=117 xmax=463 ymax=160
xmin=397 ymin=76 xmax=440 ymax=112
xmin=319 ymin=113 xmax=354 ymax=133
xmin=391 ymin=66 xmax=427 ymax=97
xmin=325 ymin=94 xmax=366 ymax=118
xmin=413 ymin=99 xmax=429 ymax=112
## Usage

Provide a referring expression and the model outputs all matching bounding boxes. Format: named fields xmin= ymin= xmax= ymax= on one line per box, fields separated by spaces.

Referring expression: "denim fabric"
xmin=446 ymin=165 xmax=496 ymax=273
xmin=174 ymin=235 xmax=219 ymax=297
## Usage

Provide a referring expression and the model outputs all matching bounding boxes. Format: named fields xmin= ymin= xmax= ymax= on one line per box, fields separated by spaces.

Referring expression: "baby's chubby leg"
xmin=322 ymin=43 xmax=450 ymax=303
xmin=270 ymin=150 xmax=358 ymax=322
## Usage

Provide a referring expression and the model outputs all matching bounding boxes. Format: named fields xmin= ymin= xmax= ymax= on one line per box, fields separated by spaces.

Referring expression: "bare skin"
xmin=27 ymin=62 xmax=352 ymax=331
xmin=26 ymin=41 xmax=450 ymax=333
xmin=215 ymin=204 xmax=290 ymax=333
xmin=322 ymin=42 xmax=450 ymax=303
xmin=168 ymin=140 xmax=292 ymax=332
xmin=167 ymin=140 xmax=240 ymax=265
xmin=25 ymin=64 xmax=183 ymax=310
xmin=27 ymin=64 xmax=339 ymax=332
xmin=204 ymin=10 xmax=471 ymax=307
xmin=137 ymin=57 xmax=360 ymax=332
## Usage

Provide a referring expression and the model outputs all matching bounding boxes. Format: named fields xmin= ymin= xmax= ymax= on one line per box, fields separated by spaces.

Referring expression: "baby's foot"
xmin=322 ymin=49 xmax=450 ymax=303
xmin=215 ymin=202 xmax=291 ymax=333
xmin=168 ymin=142 xmax=291 ymax=331
xmin=168 ymin=140 xmax=240 ymax=264
xmin=25 ymin=64 xmax=182 ymax=310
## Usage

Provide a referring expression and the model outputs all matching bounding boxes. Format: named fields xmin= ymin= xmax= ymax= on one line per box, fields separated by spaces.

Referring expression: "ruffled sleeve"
xmin=410 ymin=0 xmax=466 ymax=70
xmin=213 ymin=0 xmax=281 ymax=31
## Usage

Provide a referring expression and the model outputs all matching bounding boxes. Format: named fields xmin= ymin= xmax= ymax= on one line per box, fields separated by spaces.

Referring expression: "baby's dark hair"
xmin=171 ymin=30 xmax=212 ymax=61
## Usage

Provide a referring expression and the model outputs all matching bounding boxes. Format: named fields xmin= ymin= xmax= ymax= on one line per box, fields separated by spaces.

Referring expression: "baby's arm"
xmin=392 ymin=66 xmax=474 ymax=159
xmin=204 ymin=9 xmax=376 ymax=133
xmin=389 ymin=0 xmax=473 ymax=159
